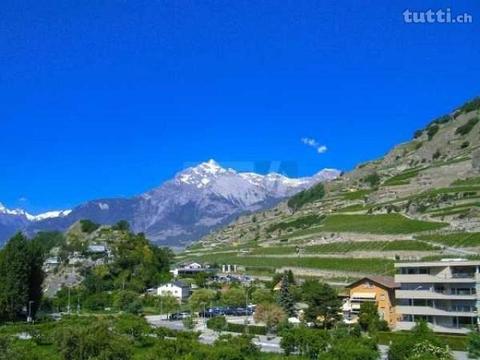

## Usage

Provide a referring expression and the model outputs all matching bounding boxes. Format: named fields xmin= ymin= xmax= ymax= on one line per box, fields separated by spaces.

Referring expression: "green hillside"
xmin=184 ymin=97 xmax=480 ymax=281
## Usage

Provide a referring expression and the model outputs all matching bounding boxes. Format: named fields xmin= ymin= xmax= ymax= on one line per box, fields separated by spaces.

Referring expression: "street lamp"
xmin=244 ymin=286 xmax=255 ymax=332
xmin=27 ymin=300 xmax=34 ymax=323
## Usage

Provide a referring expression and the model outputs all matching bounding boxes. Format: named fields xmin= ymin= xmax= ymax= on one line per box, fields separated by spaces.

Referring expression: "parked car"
xmin=169 ymin=311 xmax=190 ymax=321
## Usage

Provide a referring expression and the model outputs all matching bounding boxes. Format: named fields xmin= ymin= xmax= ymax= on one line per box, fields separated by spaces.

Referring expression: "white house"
xmin=170 ymin=262 xmax=205 ymax=277
xmin=157 ymin=281 xmax=190 ymax=302
xmin=184 ymin=262 xmax=202 ymax=270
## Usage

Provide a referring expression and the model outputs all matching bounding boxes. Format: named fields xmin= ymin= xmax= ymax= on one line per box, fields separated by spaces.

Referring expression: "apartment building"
xmin=394 ymin=259 xmax=479 ymax=334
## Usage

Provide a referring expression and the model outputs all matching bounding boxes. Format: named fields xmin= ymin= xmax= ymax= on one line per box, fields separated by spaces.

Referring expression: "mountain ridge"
xmin=0 ymin=161 xmax=340 ymax=247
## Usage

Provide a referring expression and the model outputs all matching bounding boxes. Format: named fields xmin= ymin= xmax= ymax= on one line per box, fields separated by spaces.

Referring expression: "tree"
xmin=302 ymin=280 xmax=341 ymax=328
xmin=251 ymin=288 xmax=274 ymax=305
xmin=115 ymin=314 xmax=152 ymax=347
xmin=189 ymin=289 xmax=216 ymax=312
xmin=468 ymin=330 xmax=480 ymax=359
xmin=213 ymin=334 xmax=259 ymax=358
xmin=0 ymin=233 xmax=44 ymax=321
xmin=194 ymin=271 xmax=209 ymax=288
xmin=79 ymin=219 xmax=100 ymax=234
xmin=358 ymin=301 xmax=388 ymax=333
xmin=113 ymin=290 xmax=141 ymax=314
xmin=277 ymin=272 xmax=296 ymax=317
xmin=280 ymin=327 xmax=329 ymax=358
xmin=54 ymin=321 xmax=132 ymax=360
xmin=325 ymin=336 xmax=379 ymax=360
xmin=222 ymin=288 xmax=244 ymax=307
xmin=112 ymin=220 xmax=130 ymax=232
xmin=157 ymin=294 xmax=178 ymax=316
xmin=253 ymin=303 xmax=286 ymax=333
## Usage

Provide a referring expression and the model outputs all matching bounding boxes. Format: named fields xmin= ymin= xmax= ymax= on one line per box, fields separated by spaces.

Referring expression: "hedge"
xmin=376 ymin=331 xmax=467 ymax=351
xmin=207 ymin=318 xmax=267 ymax=335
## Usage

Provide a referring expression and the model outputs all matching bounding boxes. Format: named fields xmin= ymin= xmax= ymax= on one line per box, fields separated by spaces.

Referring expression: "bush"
xmin=362 ymin=173 xmax=381 ymax=188
xmin=461 ymin=141 xmax=470 ymax=149
xmin=459 ymin=97 xmax=480 ymax=113
xmin=413 ymin=130 xmax=423 ymax=139
xmin=427 ymin=124 xmax=439 ymax=140
xmin=455 ymin=117 xmax=479 ymax=136
xmin=113 ymin=291 xmax=141 ymax=314
xmin=206 ymin=316 xmax=228 ymax=332
xmin=288 ymin=182 xmax=325 ymax=210
xmin=225 ymin=322 xmax=267 ymax=335
xmin=54 ymin=321 xmax=133 ymax=360
xmin=112 ymin=220 xmax=130 ymax=232
xmin=80 ymin=220 xmax=100 ymax=234
xmin=182 ymin=316 xmax=195 ymax=330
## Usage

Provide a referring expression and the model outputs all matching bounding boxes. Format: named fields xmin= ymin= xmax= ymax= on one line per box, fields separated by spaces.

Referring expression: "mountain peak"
xmin=197 ymin=159 xmax=225 ymax=174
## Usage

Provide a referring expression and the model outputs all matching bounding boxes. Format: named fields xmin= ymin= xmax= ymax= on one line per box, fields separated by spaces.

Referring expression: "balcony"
xmin=396 ymin=305 xmax=477 ymax=317
xmin=396 ymin=289 xmax=477 ymax=301
xmin=395 ymin=274 xmax=476 ymax=284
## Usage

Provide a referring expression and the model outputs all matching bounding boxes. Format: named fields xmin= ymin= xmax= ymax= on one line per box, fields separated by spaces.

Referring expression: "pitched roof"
xmin=172 ymin=280 xmax=190 ymax=288
xmin=347 ymin=276 xmax=399 ymax=290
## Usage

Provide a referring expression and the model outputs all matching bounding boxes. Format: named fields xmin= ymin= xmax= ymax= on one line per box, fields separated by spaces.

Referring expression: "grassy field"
xmin=186 ymin=253 xmax=395 ymax=275
xmin=416 ymin=232 xmax=480 ymax=248
xmin=319 ymin=214 xmax=448 ymax=234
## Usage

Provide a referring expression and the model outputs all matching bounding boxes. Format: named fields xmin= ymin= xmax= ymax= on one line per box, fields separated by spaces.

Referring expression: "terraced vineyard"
xmin=320 ymin=214 xmax=448 ymax=234
xmin=248 ymin=240 xmax=439 ymax=255
xmin=416 ymin=232 xmax=480 ymax=248
xmin=183 ymin=252 xmax=395 ymax=275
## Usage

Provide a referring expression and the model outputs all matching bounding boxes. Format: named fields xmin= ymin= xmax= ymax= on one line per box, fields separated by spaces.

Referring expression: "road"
xmin=146 ymin=315 xmax=282 ymax=353
xmin=146 ymin=315 xmax=469 ymax=359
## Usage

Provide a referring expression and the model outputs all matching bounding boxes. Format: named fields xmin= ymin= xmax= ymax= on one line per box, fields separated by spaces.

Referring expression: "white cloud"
xmin=301 ymin=137 xmax=328 ymax=154
xmin=317 ymin=145 xmax=328 ymax=154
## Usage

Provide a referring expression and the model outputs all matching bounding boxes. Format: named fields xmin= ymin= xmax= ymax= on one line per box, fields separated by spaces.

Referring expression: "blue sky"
xmin=1 ymin=0 xmax=479 ymax=213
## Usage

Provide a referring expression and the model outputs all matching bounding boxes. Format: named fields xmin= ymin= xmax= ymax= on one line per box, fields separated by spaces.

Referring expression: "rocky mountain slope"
xmin=188 ymin=97 xmax=480 ymax=275
xmin=0 ymin=160 xmax=339 ymax=247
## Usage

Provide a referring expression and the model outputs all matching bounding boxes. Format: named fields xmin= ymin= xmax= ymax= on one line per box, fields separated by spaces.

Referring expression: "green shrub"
xmin=459 ymin=97 xmax=480 ymax=113
xmin=413 ymin=130 xmax=423 ymax=139
xmin=455 ymin=117 xmax=479 ymax=136
xmin=432 ymin=149 xmax=441 ymax=160
xmin=362 ymin=173 xmax=381 ymax=188
xmin=460 ymin=141 xmax=470 ymax=149
xmin=80 ymin=219 xmax=100 ymax=234
xmin=207 ymin=316 xmax=228 ymax=332
xmin=427 ymin=124 xmax=439 ymax=140
xmin=225 ymin=322 xmax=267 ymax=335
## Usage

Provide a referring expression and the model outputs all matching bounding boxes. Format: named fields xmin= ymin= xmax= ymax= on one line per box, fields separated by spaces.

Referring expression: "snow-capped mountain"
xmin=1 ymin=160 xmax=339 ymax=247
